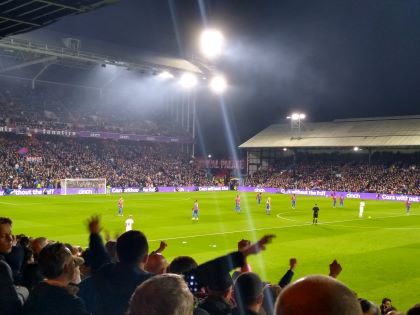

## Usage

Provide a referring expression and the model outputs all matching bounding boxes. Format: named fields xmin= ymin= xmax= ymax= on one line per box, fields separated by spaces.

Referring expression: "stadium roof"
xmin=239 ymin=115 xmax=420 ymax=149
xmin=0 ymin=0 xmax=118 ymax=38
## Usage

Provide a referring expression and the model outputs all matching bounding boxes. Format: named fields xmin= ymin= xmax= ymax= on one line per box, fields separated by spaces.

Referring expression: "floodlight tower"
xmin=286 ymin=113 xmax=306 ymax=138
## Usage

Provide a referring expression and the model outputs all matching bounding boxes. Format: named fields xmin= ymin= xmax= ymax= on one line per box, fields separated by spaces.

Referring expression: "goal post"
xmin=60 ymin=178 xmax=107 ymax=195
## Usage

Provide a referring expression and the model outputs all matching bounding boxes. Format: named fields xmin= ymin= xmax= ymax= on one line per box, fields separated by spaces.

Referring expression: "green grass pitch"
xmin=2 ymin=191 xmax=419 ymax=310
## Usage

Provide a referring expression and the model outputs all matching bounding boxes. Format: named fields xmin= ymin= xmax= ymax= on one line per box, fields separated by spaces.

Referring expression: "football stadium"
xmin=1 ymin=1 xmax=420 ymax=315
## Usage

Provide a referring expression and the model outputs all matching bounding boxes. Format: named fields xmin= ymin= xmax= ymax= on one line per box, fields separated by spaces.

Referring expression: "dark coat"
xmin=91 ymin=262 xmax=152 ymax=315
xmin=0 ymin=254 xmax=27 ymax=315
xmin=24 ymin=282 xmax=89 ymax=315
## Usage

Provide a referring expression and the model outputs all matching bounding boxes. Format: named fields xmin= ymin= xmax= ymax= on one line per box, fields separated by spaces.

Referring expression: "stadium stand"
xmin=0 ymin=134 xmax=212 ymax=189
xmin=240 ymin=116 xmax=420 ymax=195
xmin=245 ymin=152 xmax=419 ymax=195
xmin=0 ymin=79 xmax=191 ymax=137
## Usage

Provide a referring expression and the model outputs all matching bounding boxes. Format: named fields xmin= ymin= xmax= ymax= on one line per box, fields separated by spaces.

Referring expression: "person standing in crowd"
xmin=118 ymin=196 xmax=124 ymax=216
xmin=0 ymin=217 xmax=29 ymax=315
xmin=312 ymin=204 xmax=320 ymax=224
xmin=359 ymin=200 xmax=365 ymax=218
xmin=235 ymin=194 xmax=241 ymax=213
xmin=192 ymin=200 xmax=199 ymax=221
xmin=266 ymin=197 xmax=271 ymax=215
xmin=23 ymin=243 xmax=89 ymax=315
xmin=125 ymin=215 xmax=134 ymax=232
xmin=291 ymin=194 xmax=296 ymax=209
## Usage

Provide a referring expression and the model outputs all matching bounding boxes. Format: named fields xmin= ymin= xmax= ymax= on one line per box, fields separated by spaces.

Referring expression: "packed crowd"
xmin=0 ymin=134 xmax=212 ymax=189
xmin=246 ymin=153 xmax=420 ymax=195
xmin=0 ymin=79 xmax=188 ymax=137
xmin=1 ymin=216 xmax=419 ymax=315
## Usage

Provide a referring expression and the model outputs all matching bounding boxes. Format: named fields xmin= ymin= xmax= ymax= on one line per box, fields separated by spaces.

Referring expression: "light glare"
xmin=200 ymin=29 xmax=224 ymax=59
xmin=289 ymin=113 xmax=306 ymax=120
xmin=180 ymin=72 xmax=198 ymax=88
xmin=210 ymin=75 xmax=227 ymax=94
xmin=158 ymin=71 xmax=174 ymax=79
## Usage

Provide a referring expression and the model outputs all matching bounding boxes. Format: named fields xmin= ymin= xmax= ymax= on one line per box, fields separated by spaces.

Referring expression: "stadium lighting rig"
xmin=287 ymin=112 xmax=306 ymax=138
xmin=287 ymin=113 xmax=306 ymax=120
xmin=200 ymin=29 xmax=225 ymax=59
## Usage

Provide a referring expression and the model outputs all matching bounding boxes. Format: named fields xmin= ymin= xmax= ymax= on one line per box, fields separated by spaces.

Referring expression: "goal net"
xmin=60 ymin=178 xmax=107 ymax=195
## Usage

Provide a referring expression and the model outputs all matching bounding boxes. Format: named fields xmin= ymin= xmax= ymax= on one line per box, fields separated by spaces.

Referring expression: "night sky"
xmin=40 ymin=0 xmax=420 ymax=156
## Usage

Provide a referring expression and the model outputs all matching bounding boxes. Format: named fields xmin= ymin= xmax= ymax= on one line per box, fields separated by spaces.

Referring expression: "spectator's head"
xmin=0 ymin=217 xmax=13 ymax=255
xmin=407 ymin=304 xmax=420 ymax=315
xmin=31 ymin=237 xmax=48 ymax=258
xmin=116 ymin=230 xmax=148 ymax=266
xmin=127 ymin=273 xmax=194 ymax=315
xmin=234 ymin=272 xmax=264 ymax=313
xmin=38 ymin=242 xmax=76 ymax=285
xmin=275 ymin=275 xmax=362 ymax=315
xmin=105 ymin=240 xmax=118 ymax=262
xmin=381 ymin=298 xmax=394 ymax=314
xmin=145 ymin=253 xmax=168 ymax=274
xmin=359 ymin=298 xmax=380 ymax=315
xmin=207 ymin=272 xmax=233 ymax=300
xmin=167 ymin=256 xmax=198 ymax=275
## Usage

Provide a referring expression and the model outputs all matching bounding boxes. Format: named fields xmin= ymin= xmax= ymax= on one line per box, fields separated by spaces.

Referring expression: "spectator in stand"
xmin=167 ymin=256 xmax=198 ymax=275
xmin=359 ymin=298 xmax=380 ymax=315
xmin=199 ymin=272 xmax=234 ymax=315
xmin=407 ymin=304 xmax=420 ymax=315
xmin=127 ymin=273 xmax=194 ymax=315
xmin=88 ymin=228 xmax=152 ymax=315
xmin=21 ymin=237 xmax=49 ymax=291
xmin=23 ymin=242 xmax=89 ymax=315
xmin=275 ymin=275 xmax=362 ymax=315
xmin=232 ymin=272 xmax=264 ymax=315
xmin=0 ymin=217 xmax=29 ymax=315
xmin=380 ymin=298 xmax=396 ymax=315
xmin=145 ymin=253 xmax=168 ymax=275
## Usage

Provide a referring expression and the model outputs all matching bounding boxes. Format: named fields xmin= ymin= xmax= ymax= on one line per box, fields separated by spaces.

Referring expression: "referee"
xmin=312 ymin=204 xmax=320 ymax=224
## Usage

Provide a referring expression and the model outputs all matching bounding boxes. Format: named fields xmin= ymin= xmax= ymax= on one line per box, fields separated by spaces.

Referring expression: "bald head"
xmin=275 ymin=275 xmax=362 ymax=315
xmin=31 ymin=237 xmax=48 ymax=257
xmin=145 ymin=253 xmax=168 ymax=274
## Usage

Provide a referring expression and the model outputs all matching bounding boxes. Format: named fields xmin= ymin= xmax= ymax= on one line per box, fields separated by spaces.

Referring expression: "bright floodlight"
xmin=210 ymin=75 xmax=227 ymax=94
xmin=200 ymin=29 xmax=224 ymax=59
xmin=283 ymin=148 xmax=288 ymax=151
xmin=208 ymin=154 xmax=212 ymax=159
xmin=289 ymin=113 xmax=306 ymax=120
xmin=180 ymin=72 xmax=198 ymax=88
xmin=353 ymin=146 xmax=360 ymax=151
xmin=158 ymin=71 xmax=174 ymax=79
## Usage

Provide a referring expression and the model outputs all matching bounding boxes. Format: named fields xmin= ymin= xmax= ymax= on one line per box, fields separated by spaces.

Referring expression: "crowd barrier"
xmin=0 ymin=185 xmax=418 ymax=202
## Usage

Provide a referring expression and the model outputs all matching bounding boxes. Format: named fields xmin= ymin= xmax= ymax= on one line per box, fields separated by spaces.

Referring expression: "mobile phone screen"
xmin=185 ymin=273 xmax=200 ymax=293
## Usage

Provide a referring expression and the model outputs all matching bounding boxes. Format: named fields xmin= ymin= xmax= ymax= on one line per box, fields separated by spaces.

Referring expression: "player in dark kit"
xmin=312 ymin=204 xmax=320 ymax=224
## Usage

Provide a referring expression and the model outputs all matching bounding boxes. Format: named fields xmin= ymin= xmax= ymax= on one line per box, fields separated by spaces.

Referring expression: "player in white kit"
xmin=359 ymin=200 xmax=365 ymax=218
xmin=125 ymin=215 xmax=134 ymax=231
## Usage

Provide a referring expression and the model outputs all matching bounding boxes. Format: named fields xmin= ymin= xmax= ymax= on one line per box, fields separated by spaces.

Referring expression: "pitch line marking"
xmin=0 ymin=201 xmax=18 ymax=206
xmin=149 ymin=213 xmax=419 ymax=242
